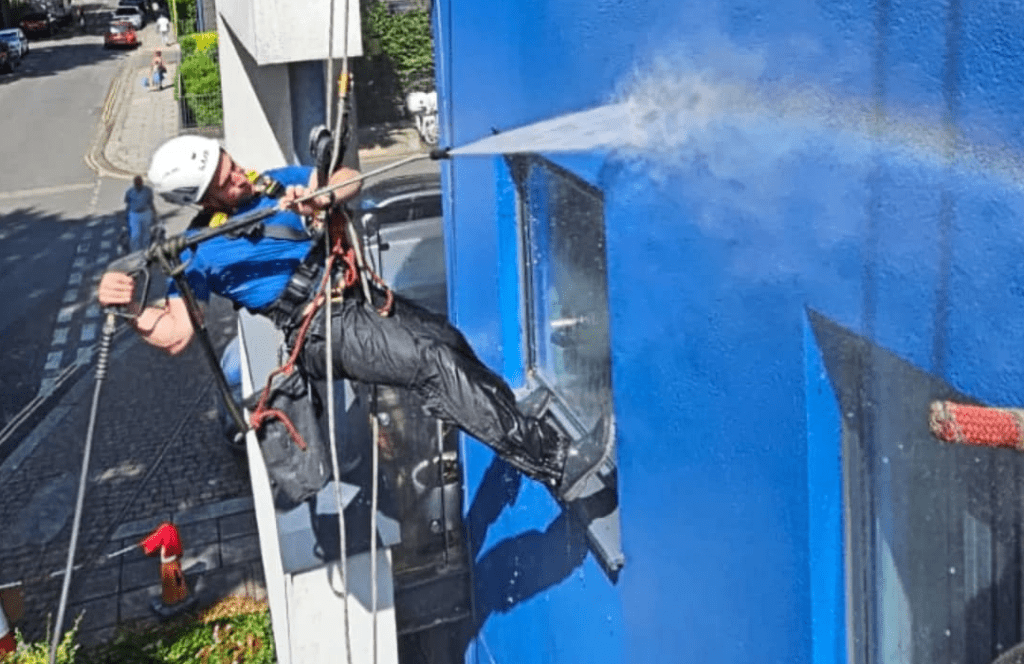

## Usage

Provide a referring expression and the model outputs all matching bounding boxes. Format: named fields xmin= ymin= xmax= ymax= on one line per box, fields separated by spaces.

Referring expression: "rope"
xmin=929 ymin=400 xmax=1024 ymax=449
xmin=323 ymin=6 xmax=354 ymax=658
xmin=246 ymin=235 xmax=359 ymax=449
xmin=323 ymin=222 xmax=353 ymax=664
xmin=370 ymin=411 xmax=379 ymax=664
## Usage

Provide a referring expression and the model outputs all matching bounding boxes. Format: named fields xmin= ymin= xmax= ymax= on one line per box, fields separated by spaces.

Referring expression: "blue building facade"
xmin=431 ymin=1 xmax=1024 ymax=662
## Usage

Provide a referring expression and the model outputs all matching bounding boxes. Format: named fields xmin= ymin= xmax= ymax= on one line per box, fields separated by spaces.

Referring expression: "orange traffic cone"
xmin=140 ymin=523 xmax=197 ymax=618
xmin=0 ymin=601 xmax=15 ymax=659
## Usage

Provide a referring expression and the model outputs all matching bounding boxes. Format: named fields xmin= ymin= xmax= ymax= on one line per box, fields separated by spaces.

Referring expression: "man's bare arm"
xmin=97 ymin=272 xmax=198 ymax=355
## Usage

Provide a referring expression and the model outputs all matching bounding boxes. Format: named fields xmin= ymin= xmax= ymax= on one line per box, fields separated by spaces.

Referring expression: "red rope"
xmin=247 ymin=212 xmax=395 ymax=451
xmin=929 ymin=400 xmax=1024 ymax=449
xmin=248 ymin=251 xmax=337 ymax=451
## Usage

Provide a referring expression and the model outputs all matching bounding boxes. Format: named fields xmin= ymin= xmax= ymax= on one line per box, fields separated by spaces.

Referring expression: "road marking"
xmin=38 ymin=214 xmax=124 ymax=393
xmin=88 ymin=179 xmax=102 ymax=216
xmin=44 ymin=351 xmax=63 ymax=371
xmin=0 ymin=182 xmax=94 ymax=201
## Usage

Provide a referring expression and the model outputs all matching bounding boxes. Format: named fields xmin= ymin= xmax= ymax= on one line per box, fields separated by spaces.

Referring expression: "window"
xmin=515 ymin=156 xmax=611 ymax=434
xmin=509 ymin=155 xmax=623 ymax=578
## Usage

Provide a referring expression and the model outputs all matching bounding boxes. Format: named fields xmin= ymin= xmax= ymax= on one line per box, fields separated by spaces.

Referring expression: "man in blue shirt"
xmin=98 ymin=136 xmax=606 ymax=503
xmin=123 ymin=175 xmax=156 ymax=253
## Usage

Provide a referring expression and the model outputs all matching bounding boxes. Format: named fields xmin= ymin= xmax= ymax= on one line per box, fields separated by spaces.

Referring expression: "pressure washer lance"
xmin=0 ymin=544 xmax=140 ymax=592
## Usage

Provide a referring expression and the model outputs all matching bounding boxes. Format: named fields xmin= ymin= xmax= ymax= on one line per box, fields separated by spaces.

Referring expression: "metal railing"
xmin=177 ymin=89 xmax=223 ymax=134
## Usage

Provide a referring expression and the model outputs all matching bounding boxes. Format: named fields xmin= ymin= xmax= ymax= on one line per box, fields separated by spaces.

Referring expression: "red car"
xmin=103 ymin=21 xmax=138 ymax=48
xmin=19 ymin=12 xmax=54 ymax=38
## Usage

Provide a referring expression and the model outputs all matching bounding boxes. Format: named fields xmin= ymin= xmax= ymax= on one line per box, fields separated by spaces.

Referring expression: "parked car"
xmin=103 ymin=21 xmax=138 ymax=48
xmin=0 ymin=42 xmax=13 ymax=74
xmin=0 ymin=29 xmax=29 ymax=58
xmin=118 ymin=0 xmax=149 ymax=17
xmin=19 ymin=11 xmax=55 ymax=38
xmin=111 ymin=5 xmax=144 ymax=29
xmin=37 ymin=1 xmax=72 ymax=27
xmin=355 ymin=172 xmax=445 ymax=313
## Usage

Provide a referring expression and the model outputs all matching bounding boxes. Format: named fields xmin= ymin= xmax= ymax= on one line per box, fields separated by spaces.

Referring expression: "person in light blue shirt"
xmin=123 ymin=175 xmax=155 ymax=253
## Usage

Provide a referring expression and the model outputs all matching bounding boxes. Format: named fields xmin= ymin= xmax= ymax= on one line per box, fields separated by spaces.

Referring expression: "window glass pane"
xmin=415 ymin=196 xmax=443 ymax=219
xmin=520 ymin=159 xmax=611 ymax=432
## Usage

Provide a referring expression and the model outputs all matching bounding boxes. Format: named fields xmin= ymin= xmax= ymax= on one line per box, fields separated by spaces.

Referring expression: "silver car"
xmin=0 ymin=29 xmax=28 ymax=59
xmin=111 ymin=6 xmax=144 ymax=29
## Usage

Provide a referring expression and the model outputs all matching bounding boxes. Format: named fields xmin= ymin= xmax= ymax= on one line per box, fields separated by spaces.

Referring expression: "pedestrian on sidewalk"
xmin=123 ymin=176 xmax=156 ymax=253
xmin=150 ymin=50 xmax=166 ymax=90
xmin=156 ymin=14 xmax=171 ymax=46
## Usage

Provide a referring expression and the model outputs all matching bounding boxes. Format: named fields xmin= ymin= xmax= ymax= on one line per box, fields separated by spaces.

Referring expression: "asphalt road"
xmin=0 ymin=20 xmax=134 ymax=431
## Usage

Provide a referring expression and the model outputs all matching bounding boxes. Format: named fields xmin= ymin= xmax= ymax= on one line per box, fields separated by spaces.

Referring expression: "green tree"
xmin=362 ymin=1 xmax=434 ymax=90
xmin=176 ymin=33 xmax=222 ymax=127
xmin=355 ymin=1 xmax=435 ymax=123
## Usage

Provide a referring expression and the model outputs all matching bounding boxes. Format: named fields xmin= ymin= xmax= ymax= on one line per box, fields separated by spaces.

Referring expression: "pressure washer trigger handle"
xmin=105 ymin=249 xmax=153 ymax=319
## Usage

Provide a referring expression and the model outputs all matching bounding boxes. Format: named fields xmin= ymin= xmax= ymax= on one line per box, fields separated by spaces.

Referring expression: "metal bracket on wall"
xmin=516 ymin=384 xmax=624 ymax=580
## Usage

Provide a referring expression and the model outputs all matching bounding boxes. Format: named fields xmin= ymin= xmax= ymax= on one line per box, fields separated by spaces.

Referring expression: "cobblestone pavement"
xmin=0 ymin=18 xmax=263 ymax=648
xmin=0 ymin=12 xmax=427 ymax=649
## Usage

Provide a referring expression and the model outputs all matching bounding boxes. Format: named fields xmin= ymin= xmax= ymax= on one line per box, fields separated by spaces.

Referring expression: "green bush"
xmin=355 ymin=1 xmax=435 ymax=123
xmin=172 ymin=0 xmax=197 ymax=37
xmin=362 ymin=1 xmax=434 ymax=90
xmin=6 ymin=614 xmax=83 ymax=664
xmin=178 ymin=31 xmax=217 ymax=59
xmin=80 ymin=602 xmax=274 ymax=664
xmin=176 ymin=34 xmax=222 ymax=127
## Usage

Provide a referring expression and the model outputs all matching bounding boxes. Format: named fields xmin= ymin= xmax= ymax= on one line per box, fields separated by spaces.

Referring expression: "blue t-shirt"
xmin=167 ymin=165 xmax=316 ymax=312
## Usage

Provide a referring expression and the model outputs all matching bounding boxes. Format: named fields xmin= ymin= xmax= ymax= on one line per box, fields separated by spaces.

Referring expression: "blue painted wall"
xmin=433 ymin=0 xmax=1024 ymax=662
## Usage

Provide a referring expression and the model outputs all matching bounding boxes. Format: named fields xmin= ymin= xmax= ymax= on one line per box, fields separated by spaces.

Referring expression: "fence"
xmin=177 ymin=90 xmax=223 ymax=135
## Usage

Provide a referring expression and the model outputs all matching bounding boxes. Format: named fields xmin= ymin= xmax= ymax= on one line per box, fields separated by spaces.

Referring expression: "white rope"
xmin=370 ymin=411 xmax=380 ymax=664
xmin=329 ymin=0 xmax=351 ymax=177
xmin=323 ymin=233 xmax=353 ymax=664
xmin=325 ymin=0 xmax=335 ymax=133
xmin=323 ymin=3 xmax=352 ymax=664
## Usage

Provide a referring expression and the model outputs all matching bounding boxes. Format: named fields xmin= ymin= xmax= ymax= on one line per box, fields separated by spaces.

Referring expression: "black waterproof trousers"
xmin=290 ymin=290 xmax=557 ymax=482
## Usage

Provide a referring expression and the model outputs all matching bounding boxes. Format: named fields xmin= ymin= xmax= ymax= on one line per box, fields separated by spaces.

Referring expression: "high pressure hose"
xmin=48 ymin=313 xmax=117 ymax=664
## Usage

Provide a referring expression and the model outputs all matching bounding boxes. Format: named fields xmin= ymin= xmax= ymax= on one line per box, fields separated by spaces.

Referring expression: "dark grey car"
xmin=355 ymin=171 xmax=445 ymax=313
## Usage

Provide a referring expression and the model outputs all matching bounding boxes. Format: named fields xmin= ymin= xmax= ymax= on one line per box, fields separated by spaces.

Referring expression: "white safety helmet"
xmin=147 ymin=135 xmax=221 ymax=205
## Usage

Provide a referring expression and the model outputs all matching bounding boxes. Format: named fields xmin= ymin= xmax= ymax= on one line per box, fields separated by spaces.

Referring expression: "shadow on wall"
xmin=446 ymin=457 xmax=589 ymax=652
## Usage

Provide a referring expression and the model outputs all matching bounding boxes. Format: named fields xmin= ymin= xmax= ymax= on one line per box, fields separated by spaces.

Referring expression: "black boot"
xmin=557 ymin=414 xmax=614 ymax=502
